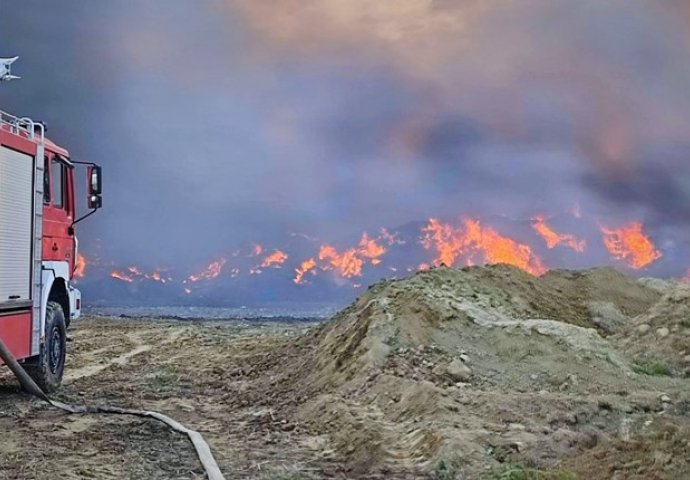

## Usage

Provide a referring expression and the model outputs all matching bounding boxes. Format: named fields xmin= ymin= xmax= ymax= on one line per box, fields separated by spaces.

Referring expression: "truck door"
xmin=43 ymin=153 xmax=75 ymax=271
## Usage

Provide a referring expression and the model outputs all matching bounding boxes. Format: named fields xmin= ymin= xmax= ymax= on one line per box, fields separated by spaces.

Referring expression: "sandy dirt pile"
xmin=615 ymin=279 xmax=690 ymax=376
xmin=262 ymin=265 xmax=689 ymax=478
xmin=301 ymin=265 xmax=661 ymax=387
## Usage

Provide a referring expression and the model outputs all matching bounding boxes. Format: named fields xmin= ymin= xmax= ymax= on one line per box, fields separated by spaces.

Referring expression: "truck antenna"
xmin=0 ymin=56 xmax=20 ymax=82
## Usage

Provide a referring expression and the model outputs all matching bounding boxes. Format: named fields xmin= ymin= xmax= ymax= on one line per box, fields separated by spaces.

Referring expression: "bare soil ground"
xmin=1 ymin=265 xmax=689 ymax=479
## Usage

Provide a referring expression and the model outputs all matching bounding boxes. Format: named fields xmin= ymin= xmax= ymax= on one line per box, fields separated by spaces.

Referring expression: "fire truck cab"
xmin=0 ymin=109 xmax=102 ymax=392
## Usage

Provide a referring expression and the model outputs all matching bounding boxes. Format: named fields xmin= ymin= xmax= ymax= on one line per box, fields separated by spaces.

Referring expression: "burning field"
xmin=2 ymin=265 xmax=689 ymax=479
xmin=5 ymin=2 xmax=690 ymax=310
xmin=74 ymin=213 xmax=675 ymax=307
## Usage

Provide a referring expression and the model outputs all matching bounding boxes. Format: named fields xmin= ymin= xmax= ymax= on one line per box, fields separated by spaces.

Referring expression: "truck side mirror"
xmin=87 ymin=165 xmax=102 ymax=195
xmin=87 ymin=165 xmax=102 ymax=209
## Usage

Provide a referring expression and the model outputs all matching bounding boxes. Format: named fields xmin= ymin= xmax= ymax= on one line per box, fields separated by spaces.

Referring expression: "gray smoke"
xmin=1 ymin=0 xmax=688 ymax=292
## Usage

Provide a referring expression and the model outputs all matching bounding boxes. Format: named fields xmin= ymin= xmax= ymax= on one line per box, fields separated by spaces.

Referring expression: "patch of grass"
xmin=492 ymin=466 xmax=577 ymax=480
xmin=679 ymin=318 xmax=690 ymax=328
xmin=434 ymin=456 xmax=463 ymax=480
xmin=143 ymin=371 xmax=183 ymax=392
xmin=630 ymin=361 xmax=672 ymax=376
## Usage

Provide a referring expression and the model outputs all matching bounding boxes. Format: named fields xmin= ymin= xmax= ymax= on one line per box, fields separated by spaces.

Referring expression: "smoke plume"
xmin=1 ymin=0 xmax=688 ymax=305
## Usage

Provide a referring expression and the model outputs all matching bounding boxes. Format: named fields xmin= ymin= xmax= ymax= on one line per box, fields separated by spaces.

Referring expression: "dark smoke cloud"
xmin=228 ymin=0 xmax=690 ymax=268
xmin=585 ymin=147 xmax=690 ymax=227
xmin=1 ymin=0 xmax=689 ymax=293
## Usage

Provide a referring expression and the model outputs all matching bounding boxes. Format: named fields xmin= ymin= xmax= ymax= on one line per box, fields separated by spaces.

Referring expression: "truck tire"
xmin=24 ymin=301 xmax=67 ymax=393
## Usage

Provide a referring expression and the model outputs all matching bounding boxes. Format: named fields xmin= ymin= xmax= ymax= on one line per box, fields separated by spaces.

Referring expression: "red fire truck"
xmin=0 ymin=109 xmax=102 ymax=392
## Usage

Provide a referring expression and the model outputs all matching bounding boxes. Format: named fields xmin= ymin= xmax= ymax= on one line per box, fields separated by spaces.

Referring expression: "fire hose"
xmin=0 ymin=337 xmax=225 ymax=480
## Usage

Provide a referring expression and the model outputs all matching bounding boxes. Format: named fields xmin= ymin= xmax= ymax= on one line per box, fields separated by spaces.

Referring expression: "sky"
xmin=1 ymin=0 xmax=689 ymax=288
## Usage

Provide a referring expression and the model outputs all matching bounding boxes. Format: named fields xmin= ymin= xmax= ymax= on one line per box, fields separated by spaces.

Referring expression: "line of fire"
xmin=76 ymin=215 xmax=673 ymax=296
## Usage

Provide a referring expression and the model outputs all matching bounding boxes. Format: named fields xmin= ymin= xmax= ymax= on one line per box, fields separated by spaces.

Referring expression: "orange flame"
xmin=260 ymin=250 xmax=288 ymax=268
xmin=74 ymin=254 xmax=87 ymax=278
xmin=421 ymin=218 xmax=465 ymax=267
xmin=531 ymin=215 xmax=586 ymax=252
xmin=186 ymin=258 xmax=227 ymax=282
xmin=111 ymin=270 xmax=134 ymax=283
xmin=601 ymin=222 xmax=662 ymax=269
xmin=294 ymin=258 xmax=317 ymax=284
xmin=149 ymin=271 xmax=172 ymax=283
xmin=146 ymin=269 xmax=170 ymax=283
xmin=464 ymin=219 xmax=547 ymax=275
xmin=111 ymin=265 xmax=171 ymax=283
xmin=358 ymin=232 xmax=386 ymax=263
xmin=293 ymin=231 xmax=388 ymax=284
xmin=319 ymin=245 xmax=364 ymax=278
xmin=422 ymin=218 xmax=546 ymax=275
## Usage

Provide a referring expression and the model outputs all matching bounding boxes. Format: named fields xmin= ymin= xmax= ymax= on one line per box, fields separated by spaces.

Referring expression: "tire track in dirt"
xmin=65 ymin=328 xmax=186 ymax=382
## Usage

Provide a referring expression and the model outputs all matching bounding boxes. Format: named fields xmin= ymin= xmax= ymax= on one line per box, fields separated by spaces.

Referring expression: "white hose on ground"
xmin=0 ymin=337 xmax=226 ymax=480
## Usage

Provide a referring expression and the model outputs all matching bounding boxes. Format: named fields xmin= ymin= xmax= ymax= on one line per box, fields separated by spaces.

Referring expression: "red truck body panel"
xmin=0 ymin=311 xmax=32 ymax=365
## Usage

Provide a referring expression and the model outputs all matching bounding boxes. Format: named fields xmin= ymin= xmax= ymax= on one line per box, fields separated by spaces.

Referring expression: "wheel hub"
xmin=49 ymin=326 xmax=62 ymax=374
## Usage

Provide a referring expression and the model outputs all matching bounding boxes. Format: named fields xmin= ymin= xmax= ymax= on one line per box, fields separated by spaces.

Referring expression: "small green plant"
xmin=434 ymin=456 xmax=462 ymax=480
xmin=492 ymin=465 xmax=577 ymax=480
xmin=630 ymin=361 xmax=672 ymax=376
xmin=144 ymin=371 xmax=182 ymax=392
xmin=679 ymin=318 xmax=690 ymax=328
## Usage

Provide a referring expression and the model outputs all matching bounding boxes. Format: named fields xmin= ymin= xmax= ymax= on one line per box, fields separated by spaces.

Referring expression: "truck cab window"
xmin=50 ymin=159 xmax=64 ymax=208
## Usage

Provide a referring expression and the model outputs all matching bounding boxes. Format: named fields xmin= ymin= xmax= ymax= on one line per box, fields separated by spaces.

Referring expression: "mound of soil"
xmin=263 ymin=265 xmax=688 ymax=478
xmin=614 ymin=281 xmax=690 ymax=376
xmin=301 ymin=265 xmax=660 ymax=389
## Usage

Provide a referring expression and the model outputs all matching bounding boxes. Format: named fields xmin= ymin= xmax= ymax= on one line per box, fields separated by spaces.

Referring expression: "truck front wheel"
xmin=24 ymin=301 xmax=67 ymax=393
